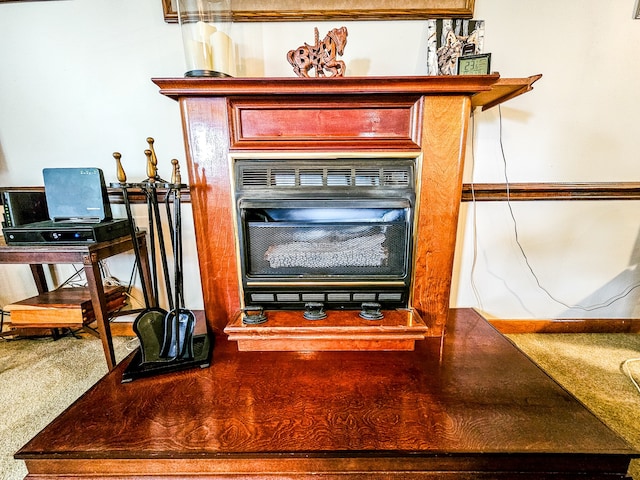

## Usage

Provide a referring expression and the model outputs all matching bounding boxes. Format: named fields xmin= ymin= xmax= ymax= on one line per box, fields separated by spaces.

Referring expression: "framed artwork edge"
xmin=162 ymin=0 xmax=475 ymax=23
xmin=636 ymin=0 xmax=640 ymax=19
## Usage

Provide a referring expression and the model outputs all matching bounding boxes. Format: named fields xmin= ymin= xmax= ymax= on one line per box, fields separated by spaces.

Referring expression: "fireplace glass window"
xmin=244 ymin=205 xmax=409 ymax=277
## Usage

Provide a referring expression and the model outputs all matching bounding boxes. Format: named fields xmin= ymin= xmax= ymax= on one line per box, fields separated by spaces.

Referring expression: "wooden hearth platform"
xmin=16 ymin=309 xmax=638 ymax=479
xmin=224 ymin=308 xmax=428 ymax=351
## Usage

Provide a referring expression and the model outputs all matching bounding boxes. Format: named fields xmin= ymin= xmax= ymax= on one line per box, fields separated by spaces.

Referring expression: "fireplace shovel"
xmin=160 ymin=160 xmax=195 ymax=361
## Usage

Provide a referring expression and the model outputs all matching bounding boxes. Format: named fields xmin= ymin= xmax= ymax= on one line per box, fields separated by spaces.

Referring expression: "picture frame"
xmin=635 ymin=0 xmax=640 ymax=19
xmin=162 ymin=0 xmax=475 ymax=23
xmin=457 ymin=53 xmax=491 ymax=75
xmin=426 ymin=18 xmax=484 ymax=75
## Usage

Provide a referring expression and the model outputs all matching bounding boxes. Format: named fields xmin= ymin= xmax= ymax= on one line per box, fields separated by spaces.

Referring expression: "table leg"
xmin=83 ymin=253 xmax=116 ymax=371
xmin=29 ymin=264 xmax=48 ymax=294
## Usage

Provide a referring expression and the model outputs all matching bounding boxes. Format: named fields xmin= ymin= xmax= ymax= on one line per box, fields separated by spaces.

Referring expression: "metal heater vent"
xmin=237 ymin=160 xmax=414 ymax=191
xmin=240 ymin=168 xmax=269 ymax=187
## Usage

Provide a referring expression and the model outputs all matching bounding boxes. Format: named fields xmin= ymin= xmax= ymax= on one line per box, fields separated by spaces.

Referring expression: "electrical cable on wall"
xmin=56 ymin=265 xmax=86 ymax=289
xmin=470 ymin=105 xmax=640 ymax=312
xmin=621 ymin=357 xmax=640 ymax=395
xmin=468 ymin=111 xmax=484 ymax=310
xmin=100 ymin=258 xmax=144 ymax=309
xmin=123 ymin=259 xmax=145 ymax=309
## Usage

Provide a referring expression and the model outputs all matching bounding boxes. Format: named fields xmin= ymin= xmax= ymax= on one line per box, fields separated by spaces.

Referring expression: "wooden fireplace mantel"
xmin=153 ymin=74 xmax=540 ymax=107
xmin=153 ymin=75 xmax=540 ymax=347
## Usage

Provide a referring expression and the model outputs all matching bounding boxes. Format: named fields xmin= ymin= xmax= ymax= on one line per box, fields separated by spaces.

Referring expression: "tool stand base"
xmin=121 ymin=333 xmax=213 ymax=383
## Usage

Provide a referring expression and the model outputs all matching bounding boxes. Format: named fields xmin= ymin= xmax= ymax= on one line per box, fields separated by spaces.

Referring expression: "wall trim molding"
xmin=461 ymin=182 xmax=640 ymax=202
xmin=489 ymin=318 xmax=640 ymax=334
xmin=4 ymin=182 xmax=640 ymax=205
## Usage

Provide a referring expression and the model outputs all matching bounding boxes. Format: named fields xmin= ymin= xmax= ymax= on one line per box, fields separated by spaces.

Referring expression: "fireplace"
xmin=234 ymin=157 xmax=415 ymax=313
xmin=152 ymin=75 xmax=539 ymax=350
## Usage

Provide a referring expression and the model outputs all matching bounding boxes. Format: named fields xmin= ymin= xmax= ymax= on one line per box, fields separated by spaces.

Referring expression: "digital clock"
xmin=457 ymin=53 xmax=491 ymax=75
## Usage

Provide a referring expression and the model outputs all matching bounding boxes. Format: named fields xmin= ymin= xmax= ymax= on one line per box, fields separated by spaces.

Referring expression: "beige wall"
xmin=1 ymin=0 xmax=639 ymax=319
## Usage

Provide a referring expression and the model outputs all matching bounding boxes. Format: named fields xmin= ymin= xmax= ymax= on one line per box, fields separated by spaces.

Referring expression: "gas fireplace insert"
xmin=234 ymin=157 xmax=417 ymax=312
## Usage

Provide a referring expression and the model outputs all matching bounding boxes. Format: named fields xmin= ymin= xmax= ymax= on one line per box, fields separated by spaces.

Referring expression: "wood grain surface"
xmin=16 ymin=309 xmax=637 ymax=478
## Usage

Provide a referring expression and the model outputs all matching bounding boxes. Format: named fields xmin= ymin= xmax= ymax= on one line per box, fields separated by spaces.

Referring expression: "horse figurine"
xmin=287 ymin=26 xmax=348 ymax=78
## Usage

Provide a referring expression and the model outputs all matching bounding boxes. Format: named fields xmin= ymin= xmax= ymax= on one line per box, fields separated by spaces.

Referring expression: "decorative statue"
xmin=287 ymin=26 xmax=348 ymax=78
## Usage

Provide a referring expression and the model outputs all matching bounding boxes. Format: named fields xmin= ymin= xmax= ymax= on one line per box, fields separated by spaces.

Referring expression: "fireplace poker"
xmin=175 ymin=160 xmax=195 ymax=359
xmin=111 ymin=152 xmax=151 ymax=309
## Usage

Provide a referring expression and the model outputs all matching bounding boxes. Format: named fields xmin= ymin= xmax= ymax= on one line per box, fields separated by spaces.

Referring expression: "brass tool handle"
xmin=171 ymin=159 xmax=182 ymax=197
xmin=146 ymin=137 xmax=158 ymax=168
xmin=144 ymin=149 xmax=156 ymax=181
xmin=113 ymin=152 xmax=127 ymax=183
xmin=171 ymin=158 xmax=179 ymax=184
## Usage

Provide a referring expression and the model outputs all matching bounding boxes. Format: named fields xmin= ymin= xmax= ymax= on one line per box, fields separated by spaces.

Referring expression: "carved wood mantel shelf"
xmin=153 ymin=74 xmax=540 ymax=351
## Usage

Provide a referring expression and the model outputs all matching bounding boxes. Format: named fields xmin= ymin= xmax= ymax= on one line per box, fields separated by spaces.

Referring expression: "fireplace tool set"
xmin=111 ymin=139 xmax=211 ymax=382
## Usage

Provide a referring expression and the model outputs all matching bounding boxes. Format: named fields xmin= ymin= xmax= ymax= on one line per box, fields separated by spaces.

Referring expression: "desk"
xmin=0 ymin=232 xmax=154 ymax=371
xmin=15 ymin=309 xmax=639 ymax=478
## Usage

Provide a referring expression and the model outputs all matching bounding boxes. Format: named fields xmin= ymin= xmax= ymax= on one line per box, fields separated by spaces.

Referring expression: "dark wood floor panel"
xmin=16 ymin=309 xmax=638 ymax=479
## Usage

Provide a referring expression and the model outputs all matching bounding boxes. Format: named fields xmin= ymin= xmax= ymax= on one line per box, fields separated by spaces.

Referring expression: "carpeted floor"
xmin=507 ymin=332 xmax=640 ymax=479
xmin=0 ymin=334 xmax=134 ymax=480
xmin=0 ymin=332 xmax=639 ymax=480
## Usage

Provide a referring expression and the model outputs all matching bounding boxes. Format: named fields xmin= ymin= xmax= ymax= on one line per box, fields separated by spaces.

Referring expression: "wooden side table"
xmin=0 ymin=232 xmax=154 ymax=371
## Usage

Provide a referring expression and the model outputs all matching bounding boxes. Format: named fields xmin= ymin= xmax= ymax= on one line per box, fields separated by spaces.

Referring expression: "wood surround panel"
xmin=179 ymin=96 xmax=239 ymax=334
xmin=413 ymin=95 xmax=470 ymax=335
xmin=229 ymin=97 xmax=421 ymax=150
xmin=154 ymin=76 xmax=516 ymax=338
